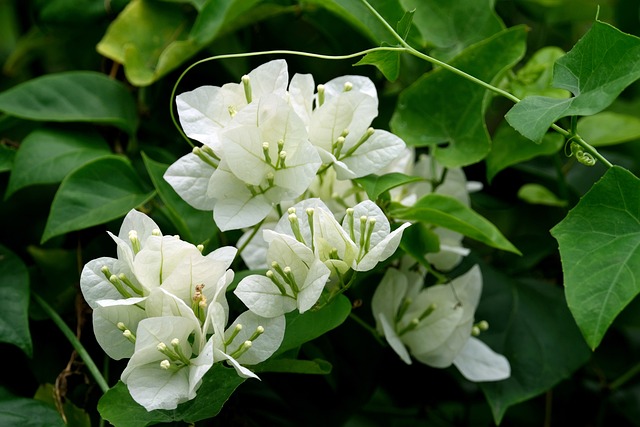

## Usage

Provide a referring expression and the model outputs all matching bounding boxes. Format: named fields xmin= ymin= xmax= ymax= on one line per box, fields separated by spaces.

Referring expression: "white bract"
xmin=371 ymin=265 xmax=510 ymax=382
xmin=235 ymin=232 xmax=331 ymax=317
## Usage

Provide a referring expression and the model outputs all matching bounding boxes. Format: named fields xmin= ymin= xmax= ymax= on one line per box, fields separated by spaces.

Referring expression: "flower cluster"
xmin=81 ymin=59 xmax=511 ymax=413
xmin=80 ymin=210 xmax=285 ymax=411
xmin=164 ymin=59 xmax=406 ymax=231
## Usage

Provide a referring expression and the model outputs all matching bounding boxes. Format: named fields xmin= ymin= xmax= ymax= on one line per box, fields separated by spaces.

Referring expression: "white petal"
xmin=371 ymin=268 xmax=409 ymax=335
xmin=226 ymin=311 xmax=286 ymax=365
xmin=288 ymin=73 xmax=315 ymax=126
xmin=164 ymin=152 xmax=217 ymax=211
xmin=340 ymin=129 xmax=406 ymax=179
xmin=93 ymin=298 xmax=146 ymax=360
xmin=234 ymin=275 xmax=297 ymax=318
xmin=378 ymin=313 xmax=412 ymax=365
xmin=453 ymin=337 xmax=511 ymax=381
xmin=80 ymin=257 xmax=126 ymax=308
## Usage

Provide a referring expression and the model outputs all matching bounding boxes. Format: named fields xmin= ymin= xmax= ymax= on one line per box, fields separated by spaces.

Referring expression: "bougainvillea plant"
xmin=1 ymin=0 xmax=639 ymax=426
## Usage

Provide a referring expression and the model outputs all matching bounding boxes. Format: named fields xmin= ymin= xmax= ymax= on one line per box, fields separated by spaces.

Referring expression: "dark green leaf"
xmin=354 ymin=172 xmax=424 ymax=200
xmin=5 ymin=127 xmax=111 ymax=198
xmin=0 ymin=393 xmax=64 ymax=427
xmin=0 ymin=72 xmax=138 ymax=134
xmin=254 ymin=358 xmax=332 ymax=375
xmin=0 ymin=145 xmax=15 ymax=173
xmin=277 ymin=294 xmax=352 ymax=355
xmin=400 ymin=0 xmax=504 ymax=60
xmin=508 ymin=46 xmax=570 ymax=99
xmin=550 ymin=166 xmax=640 ymax=350
xmin=517 ymin=183 xmax=567 ymax=207
xmin=485 ymin=122 xmax=565 ymax=182
xmin=476 ymin=263 xmax=591 ymax=424
xmin=506 ymin=21 xmax=640 ymax=143
xmin=98 ymin=364 xmax=246 ymax=425
xmin=42 ymin=156 xmax=156 ymax=243
xmin=391 ymin=26 xmax=527 ymax=167
xmin=399 ymin=222 xmax=441 ymax=267
xmin=0 ymin=245 xmax=32 ymax=357
xmin=390 ymin=194 xmax=521 ymax=254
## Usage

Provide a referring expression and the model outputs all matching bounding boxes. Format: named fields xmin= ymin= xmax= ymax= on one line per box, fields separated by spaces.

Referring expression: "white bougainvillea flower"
xmin=205 ymin=301 xmax=285 ymax=379
xmin=235 ymin=231 xmax=331 ymax=317
xmin=80 ymin=209 xmax=162 ymax=306
xmin=273 ymin=198 xmax=409 ymax=275
xmin=205 ymin=96 xmax=321 ymax=231
xmin=308 ymin=75 xmax=405 ymax=179
xmin=371 ymin=265 xmax=510 ymax=382
xmin=121 ymin=316 xmax=214 ymax=411
xmin=175 ymin=59 xmax=289 ymax=153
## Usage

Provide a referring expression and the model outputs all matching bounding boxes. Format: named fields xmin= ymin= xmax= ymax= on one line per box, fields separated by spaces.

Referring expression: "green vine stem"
xmin=608 ymin=360 xmax=640 ymax=391
xmin=33 ymin=293 xmax=110 ymax=394
xmin=169 ymin=0 xmax=612 ymax=169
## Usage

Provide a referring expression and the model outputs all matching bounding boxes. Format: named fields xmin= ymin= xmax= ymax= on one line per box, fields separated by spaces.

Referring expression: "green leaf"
xmin=577 ymin=111 xmax=640 ymax=147
xmin=399 ymin=222 xmax=441 ymax=266
xmin=517 ymin=183 xmax=567 ymax=207
xmin=255 ymin=358 xmax=332 ymax=375
xmin=141 ymin=152 xmax=216 ymax=245
xmin=506 ymin=21 xmax=640 ymax=143
xmin=0 ymin=145 xmax=15 ymax=173
xmin=5 ymin=127 xmax=111 ymax=198
xmin=277 ymin=294 xmax=352 ymax=355
xmin=354 ymin=49 xmax=401 ymax=82
xmin=42 ymin=156 xmax=156 ymax=243
xmin=354 ymin=172 xmax=423 ymax=201
xmin=485 ymin=122 xmax=564 ymax=182
xmin=305 ymin=0 xmax=406 ymax=45
xmin=0 ymin=393 xmax=64 ymax=427
xmin=391 ymin=26 xmax=527 ymax=167
xmin=476 ymin=263 xmax=591 ymax=424
xmin=389 ymin=193 xmax=521 ymax=254
xmin=508 ymin=46 xmax=571 ymax=99
xmin=400 ymin=0 xmax=504 ymax=60
xmin=0 ymin=245 xmax=32 ymax=357
xmin=0 ymin=72 xmax=138 ymax=134
xmin=550 ymin=166 xmax=640 ymax=350
xmin=98 ymin=364 xmax=246 ymax=425
xmin=97 ymin=0 xmax=259 ymax=86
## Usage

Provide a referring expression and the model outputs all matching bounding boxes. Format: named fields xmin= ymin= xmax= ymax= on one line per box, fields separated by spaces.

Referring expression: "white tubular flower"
xmin=120 ymin=316 xmax=214 ymax=411
xmin=235 ymin=232 xmax=331 ymax=318
xmin=308 ymin=75 xmax=405 ymax=179
xmin=175 ymin=59 xmax=289 ymax=154
xmin=343 ymin=200 xmax=411 ymax=272
xmin=371 ymin=265 xmax=510 ymax=382
xmin=206 ymin=303 xmax=285 ymax=379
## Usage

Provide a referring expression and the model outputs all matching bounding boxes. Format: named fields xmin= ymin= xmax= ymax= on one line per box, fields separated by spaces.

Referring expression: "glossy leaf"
xmin=5 ymin=127 xmax=111 ymax=198
xmin=389 ymin=193 xmax=521 ymax=254
xmin=508 ymin=46 xmax=570 ymax=99
xmin=506 ymin=21 xmax=640 ymax=143
xmin=42 ymin=156 xmax=156 ymax=243
xmin=577 ymin=111 xmax=640 ymax=147
xmin=277 ymin=294 xmax=352 ymax=356
xmin=391 ymin=26 xmax=527 ymax=167
xmin=551 ymin=166 xmax=640 ymax=350
xmin=0 ymin=245 xmax=31 ymax=357
xmin=0 ymin=72 xmax=138 ymax=134
xmin=485 ymin=122 xmax=564 ymax=182
xmin=476 ymin=263 xmax=591 ymax=424
xmin=354 ymin=172 xmax=423 ymax=201
xmin=0 ymin=394 xmax=64 ymax=427
xmin=517 ymin=183 xmax=567 ymax=207
xmin=99 ymin=364 xmax=246 ymax=425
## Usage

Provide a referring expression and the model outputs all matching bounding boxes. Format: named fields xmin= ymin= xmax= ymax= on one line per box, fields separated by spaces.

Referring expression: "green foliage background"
xmin=1 ymin=0 xmax=640 ymax=426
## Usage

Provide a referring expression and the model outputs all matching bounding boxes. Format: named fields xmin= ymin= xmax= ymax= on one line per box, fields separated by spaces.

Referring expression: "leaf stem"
xmin=609 ymin=360 xmax=640 ymax=391
xmin=32 ymin=293 xmax=109 ymax=394
xmin=349 ymin=312 xmax=386 ymax=346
